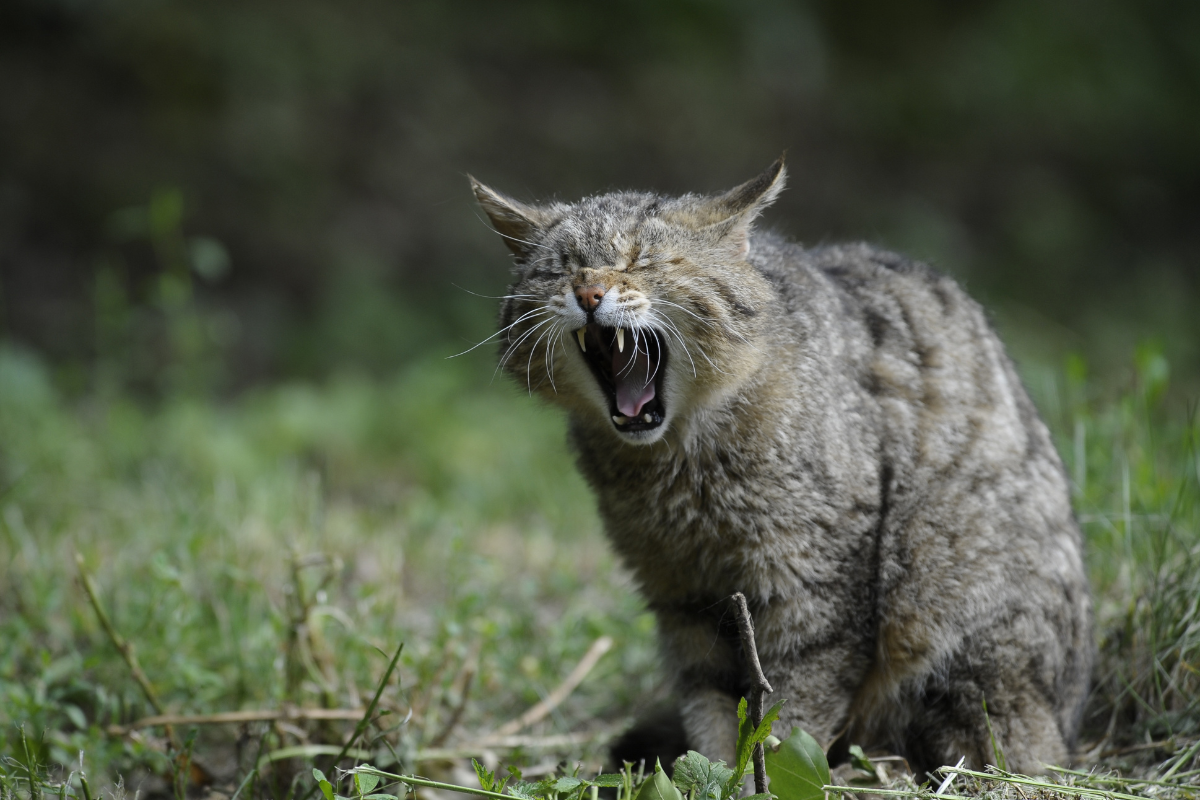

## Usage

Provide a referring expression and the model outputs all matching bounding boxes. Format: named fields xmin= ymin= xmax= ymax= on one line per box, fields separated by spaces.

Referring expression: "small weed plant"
xmin=306 ymin=699 xmax=830 ymax=800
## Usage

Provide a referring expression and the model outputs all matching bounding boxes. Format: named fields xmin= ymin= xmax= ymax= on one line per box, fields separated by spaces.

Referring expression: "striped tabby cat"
xmin=472 ymin=160 xmax=1092 ymax=775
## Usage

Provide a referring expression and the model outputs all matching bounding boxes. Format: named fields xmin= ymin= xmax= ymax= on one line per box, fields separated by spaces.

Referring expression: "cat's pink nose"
xmin=574 ymin=284 xmax=606 ymax=312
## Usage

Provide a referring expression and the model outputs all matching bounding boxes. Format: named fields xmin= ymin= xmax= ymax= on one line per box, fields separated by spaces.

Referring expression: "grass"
xmin=1 ymin=338 xmax=1198 ymax=799
xmin=0 ymin=344 xmax=657 ymax=797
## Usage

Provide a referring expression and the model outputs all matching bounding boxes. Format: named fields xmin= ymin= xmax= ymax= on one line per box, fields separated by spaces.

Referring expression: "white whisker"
xmin=451 ymin=306 xmax=551 ymax=358
xmin=473 ymin=212 xmax=551 ymax=251
xmin=495 ymin=317 xmax=554 ymax=380
xmin=526 ymin=323 xmax=559 ymax=394
xmin=648 ymin=309 xmax=698 ymax=377
xmin=653 ymin=298 xmax=720 ymax=326
xmin=545 ymin=325 xmax=566 ymax=393
xmin=451 ymin=284 xmax=541 ymax=301
xmin=657 ymin=292 xmax=751 ymax=344
xmin=648 ymin=328 xmax=665 ymax=383
xmin=652 ymin=307 xmax=726 ymax=375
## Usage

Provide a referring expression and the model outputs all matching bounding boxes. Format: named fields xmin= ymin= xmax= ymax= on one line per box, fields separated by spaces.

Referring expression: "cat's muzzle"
xmin=574 ymin=323 xmax=667 ymax=432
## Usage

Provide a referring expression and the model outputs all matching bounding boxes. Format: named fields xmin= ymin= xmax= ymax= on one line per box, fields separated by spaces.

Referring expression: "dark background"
xmin=2 ymin=0 xmax=1198 ymax=394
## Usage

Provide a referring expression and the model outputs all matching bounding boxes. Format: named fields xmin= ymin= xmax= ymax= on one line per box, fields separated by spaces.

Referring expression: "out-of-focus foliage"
xmin=0 ymin=341 xmax=652 ymax=793
xmin=3 ymin=6 xmax=1198 ymax=795
xmin=1 ymin=0 xmax=1197 ymax=387
xmin=2 ymin=338 xmax=1197 ymax=794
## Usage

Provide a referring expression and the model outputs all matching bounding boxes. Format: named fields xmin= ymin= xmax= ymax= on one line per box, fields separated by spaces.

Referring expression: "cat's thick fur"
xmin=472 ymin=160 xmax=1092 ymax=776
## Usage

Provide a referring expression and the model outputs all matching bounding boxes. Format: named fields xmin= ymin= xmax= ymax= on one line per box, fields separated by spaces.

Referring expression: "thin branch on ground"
xmin=482 ymin=635 xmax=613 ymax=741
xmin=428 ymin=647 xmax=479 ymax=747
xmin=76 ymin=552 xmax=178 ymax=750
xmin=731 ymin=592 xmax=773 ymax=797
xmin=417 ymin=729 xmax=616 ymax=762
xmin=106 ymin=707 xmax=373 ymax=735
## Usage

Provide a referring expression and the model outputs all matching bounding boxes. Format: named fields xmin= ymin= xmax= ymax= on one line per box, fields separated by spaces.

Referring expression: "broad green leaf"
xmin=509 ymin=780 xmax=542 ymax=799
xmin=726 ymin=699 xmax=785 ymax=797
xmin=848 ymin=744 xmax=874 ymax=775
xmin=532 ymin=776 xmax=563 ymax=797
xmin=672 ymin=750 xmax=732 ymax=800
xmin=591 ymin=774 xmax=625 ymax=788
xmin=763 ymin=727 xmax=829 ymax=800
xmin=731 ymin=697 xmax=752 ymax=791
xmin=313 ymin=768 xmax=334 ymax=800
xmin=355 ymin=772 xmax=380 ymax=796
xmin=553 ymin=777 xmax=582 ymax=793
xmin=634 ymin=760 xmax=683 ymax=800
xmin=364 ymin=795 xmax=397 ymax=800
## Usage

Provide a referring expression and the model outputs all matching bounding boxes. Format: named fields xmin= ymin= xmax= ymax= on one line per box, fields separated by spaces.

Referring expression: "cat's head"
xmin=472 ymin=159 xmax=785 ymax=445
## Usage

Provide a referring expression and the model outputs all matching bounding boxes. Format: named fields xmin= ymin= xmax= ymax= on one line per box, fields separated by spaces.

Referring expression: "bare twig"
xmin=77 ymin=553 xmax=216 ymax=790
xmin=412 ymin=638 xmax=456 ymax=734
xmin=106 ymin=707 xmax=377 ymax=736
xmin=417 ymin=729 xmax=616 ymax=762
xmin=482 ymin=635 xmax=613 ymax=741
xmin=1096 ymin=739 xmax=1174 ymax=758
xmin=428 ymin=648 xmax=478 ymax=747
xmin=731 ymin=592 xmax=773 ymax=797
xmin=76 ymin=552 xmax=179 ymax=750
xmin=935 ymin=756 xmax=966 ymax=795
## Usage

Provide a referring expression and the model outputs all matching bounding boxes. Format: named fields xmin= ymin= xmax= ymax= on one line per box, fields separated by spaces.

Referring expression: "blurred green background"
xmin=2 ymin=0 xmax=1198 ymax=391
xmin=2 ymin=2 xmax=1200 ymax=795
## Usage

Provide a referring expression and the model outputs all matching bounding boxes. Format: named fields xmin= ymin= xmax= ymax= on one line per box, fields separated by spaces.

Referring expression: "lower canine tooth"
xmin=616 ymin=327 xmax=625 ymax=352
xmin=643 ymin=413 xmax=653 ymax=423
xmin=576 ymin=329 xmax=587 ymax=352
xmin=612 ymin=415 xmax=628 ymax=425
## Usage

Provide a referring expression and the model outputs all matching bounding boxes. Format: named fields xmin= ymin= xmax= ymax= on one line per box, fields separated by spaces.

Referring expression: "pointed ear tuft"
xmin=469 ymin=176 xmax=549 ymax=259
xmin=711 ymin=157 xmax=787 ymax=224
xmin=668 ymin=157 xmax=787 ymax=259
xmin=707 ymin=158 xmax=787 ymax=259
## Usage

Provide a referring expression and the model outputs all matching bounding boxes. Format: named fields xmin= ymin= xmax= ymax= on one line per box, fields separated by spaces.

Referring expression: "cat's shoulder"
xmin=751 ymin=234 xmax=975 ymax=324
xmin=751 ymin=234 xmax=943 ymax=287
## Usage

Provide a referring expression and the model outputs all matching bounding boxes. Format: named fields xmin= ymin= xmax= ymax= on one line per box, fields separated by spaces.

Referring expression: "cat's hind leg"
xmin=899 ymin=609 xmax=1079 ymax=777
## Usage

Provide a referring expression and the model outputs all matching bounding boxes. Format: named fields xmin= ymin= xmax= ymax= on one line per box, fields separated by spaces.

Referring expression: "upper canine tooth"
xmin=616 ymin=327 xmax=625 ymax=352
xmin=576 ymin=328 xmax=587 ymax=352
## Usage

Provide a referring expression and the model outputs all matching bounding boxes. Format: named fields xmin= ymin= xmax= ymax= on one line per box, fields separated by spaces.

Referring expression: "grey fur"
xmin=472 ymin=161 xmax=1093 ymax=775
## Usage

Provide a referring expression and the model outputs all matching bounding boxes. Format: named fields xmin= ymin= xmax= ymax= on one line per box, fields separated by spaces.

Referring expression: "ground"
xmin=1 ymin=343 xmax=1197 ymax=799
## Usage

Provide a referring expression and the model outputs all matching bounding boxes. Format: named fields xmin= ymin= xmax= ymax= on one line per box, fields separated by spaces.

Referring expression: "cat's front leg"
xmin=656 ymin=604 xmax=744 ymax=766
xmin=679 ymin=686 xmax=740 ymax=766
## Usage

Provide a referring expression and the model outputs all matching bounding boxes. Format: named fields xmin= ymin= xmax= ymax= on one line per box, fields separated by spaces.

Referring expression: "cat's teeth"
xmin=643 ymin=413 xmax=653 ymax=423
xmin=576 ymin=328 xmax=587 ymax=352
xmin=616 ymin=327 xmax=625 ymax=352
xmin=612 ymin=414 xmax=629 ymax=425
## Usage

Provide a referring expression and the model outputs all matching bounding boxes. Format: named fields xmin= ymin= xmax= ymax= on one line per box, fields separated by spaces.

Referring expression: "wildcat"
xmin=471 ymin=160 xmax=1092 ymax=776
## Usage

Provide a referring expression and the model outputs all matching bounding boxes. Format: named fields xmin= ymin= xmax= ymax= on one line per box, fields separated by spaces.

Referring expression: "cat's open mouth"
xmin=574 ymin=324 xmax=667 ymax=432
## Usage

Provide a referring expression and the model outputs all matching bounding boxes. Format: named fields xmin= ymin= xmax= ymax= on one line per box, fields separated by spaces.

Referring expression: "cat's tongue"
xmin=612 ymin=341 xmax=656 ymax=417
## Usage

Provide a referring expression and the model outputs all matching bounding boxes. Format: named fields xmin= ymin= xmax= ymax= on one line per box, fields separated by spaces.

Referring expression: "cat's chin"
xmin=610 ymin=420 xmax=668 ymax=446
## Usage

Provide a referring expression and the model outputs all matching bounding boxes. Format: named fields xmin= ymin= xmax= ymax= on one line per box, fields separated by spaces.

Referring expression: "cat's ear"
xmin=689 ymin=158 xmax=787 ymax=259
xmin=470 ymin=177 xmax=551 ymax=260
